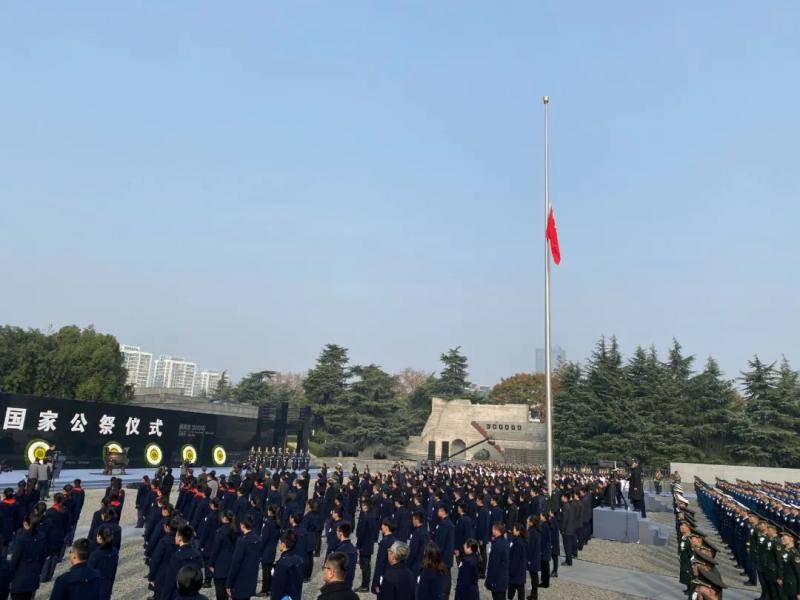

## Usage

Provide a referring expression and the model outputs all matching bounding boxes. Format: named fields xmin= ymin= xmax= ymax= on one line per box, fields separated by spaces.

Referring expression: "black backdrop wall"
xmin=0 ymin=392 xmax=274 ymax=469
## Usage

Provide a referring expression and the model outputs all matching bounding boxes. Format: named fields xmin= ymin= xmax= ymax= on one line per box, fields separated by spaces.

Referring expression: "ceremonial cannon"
xmin=103 ymin=447 xmax=130 ymax=475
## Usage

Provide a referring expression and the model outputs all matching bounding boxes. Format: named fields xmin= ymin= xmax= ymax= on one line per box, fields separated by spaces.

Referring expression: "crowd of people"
xmin=0 ymin=454 xmax=660 ymax=600
xmin=693 ymin=477 xmax=800 ymax=600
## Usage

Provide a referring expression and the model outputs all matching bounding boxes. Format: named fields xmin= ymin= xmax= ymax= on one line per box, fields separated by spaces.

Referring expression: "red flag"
xmin=546 ymin=206 xmax=561 ymax=265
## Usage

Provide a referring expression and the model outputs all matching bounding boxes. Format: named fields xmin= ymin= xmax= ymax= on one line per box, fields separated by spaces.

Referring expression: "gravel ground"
xmin=32 ymin=488 xmax=644 ymax=600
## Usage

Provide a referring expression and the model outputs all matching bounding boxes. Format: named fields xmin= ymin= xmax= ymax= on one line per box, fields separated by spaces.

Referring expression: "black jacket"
xmin=377 ymin=562 xmax=415 ymax=600
xmin=316 ymin=580 xmax=359 ymax=600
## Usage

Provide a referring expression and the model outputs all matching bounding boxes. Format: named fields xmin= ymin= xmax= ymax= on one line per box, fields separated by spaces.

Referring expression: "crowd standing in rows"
xmin=0 ymin=452 xmax=658 ymax=600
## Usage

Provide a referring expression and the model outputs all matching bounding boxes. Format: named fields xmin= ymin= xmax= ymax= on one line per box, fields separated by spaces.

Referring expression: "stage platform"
xmin=0 ymin=467 xmax=234 ymax=489
xmin=593 ymin=506 xmax=671 ymax=546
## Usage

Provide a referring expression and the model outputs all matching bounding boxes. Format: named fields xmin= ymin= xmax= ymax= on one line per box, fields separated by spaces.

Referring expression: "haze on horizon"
xmin=1 ymin=2 xmax=798 ymax=385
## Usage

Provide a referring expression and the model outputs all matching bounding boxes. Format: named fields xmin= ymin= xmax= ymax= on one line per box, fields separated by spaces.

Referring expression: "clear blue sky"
xmin=1 ymin=2 xmax=798 ymax=385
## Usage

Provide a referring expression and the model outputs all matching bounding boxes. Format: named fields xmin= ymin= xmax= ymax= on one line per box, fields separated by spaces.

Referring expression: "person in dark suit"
xmin=224 ymin=514 xmax=260 ymax=600
xmin=454 ymin=505 xmax=474 ymax=564
xmin=484 ymin=523 xmax=509 ymax=600
xmin=163 ymin=524 xmax=203 ymax=600
xmin=407 ymin=512 xmax=429 ymax=576
xmin=371 ymin=519 xmax=398 ymax=594
xmin=163 ymin=469 xmax=175 ymax=500
xmin=9 ymin=514 xmax=46 ymax=600
xmin=149 ymin=517 xmax=180 ymax=599
xmin=628 ymin=460 xmax=646 ymax=518
xmin=197 ymin=499 xmax=220 ymax=588
xmin=176 ymin=564 xmax=209 ymax=600
xmin=317 ymin=552 xmax=359 ymax=600
xmin=508 ymin=524 xmax=527 ymax=600
xmin=41 ymin=493 xmax=70 ymax=582
xmin=559 ymin=495 xmax=577 ymax=567
xmin=355 ymin=500 xmax=377 ymax=592
xmin=454 ymin=539 xmax=479 ymax=600
xmin=49 ymin=538 xmax=103 ymax=600
xmin=474 ymin=497 xmax=490 ymax=579
xmin=271 ymin=531 xmax=305 ymax=600
xmin=435 ymin=506 xmax=455 ymax=600
xmin=88 ymin=526 xmax=119 ymax=600
xmin=209 ymin=511 xmax=238 ymax=600
xmin=525 ymin=515 xmax=541 ymax=599
xmin=136 ymin=476 xmax=153 ymax=528
xmin=417 ymin=542 xmax=447 ymax=600
xmin=547 ymin=512 xmax=560 ymax=579
xmin=377 ymin=541 xmax=414 ymax=600
xmin=330 ymin=522 xmax=357 ymax=589
xmin=258 ymin=505 xmax=280 ymax=597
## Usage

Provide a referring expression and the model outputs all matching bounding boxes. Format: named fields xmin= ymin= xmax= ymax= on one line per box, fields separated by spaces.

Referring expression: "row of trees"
xmin=0 ymin=325 xmax=132 ymax=403
xmin=2 ymin=324 xmax=798 ymax=467
xmin=552 ymin=337 xmax=800 ymax=468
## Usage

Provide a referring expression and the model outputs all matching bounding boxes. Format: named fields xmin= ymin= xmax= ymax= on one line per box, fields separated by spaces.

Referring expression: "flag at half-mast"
xmin=546 ymin=205 xmax=561 ymax=265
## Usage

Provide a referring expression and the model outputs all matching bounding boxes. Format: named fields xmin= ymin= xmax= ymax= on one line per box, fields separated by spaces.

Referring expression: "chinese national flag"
xmin=546 ymin=206 xmax=561 ymax=265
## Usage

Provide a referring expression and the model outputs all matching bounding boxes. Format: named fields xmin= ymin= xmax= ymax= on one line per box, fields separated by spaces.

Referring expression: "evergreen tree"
xmin=303 ymin=344 xmax=350 ymax=428
xmin=433 ymin=347 xmax=470 ymax=398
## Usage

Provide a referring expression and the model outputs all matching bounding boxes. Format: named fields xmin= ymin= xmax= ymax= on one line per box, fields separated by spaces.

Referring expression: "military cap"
xmin=691 ymin=547 xmax=718 ymax=566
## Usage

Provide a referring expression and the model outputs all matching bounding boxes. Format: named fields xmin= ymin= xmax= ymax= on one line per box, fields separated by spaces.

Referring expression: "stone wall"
xmin=670 ymin=462 xmax=800 ymax=485
xmin=405 ymin=397 xmax=545 ymax=463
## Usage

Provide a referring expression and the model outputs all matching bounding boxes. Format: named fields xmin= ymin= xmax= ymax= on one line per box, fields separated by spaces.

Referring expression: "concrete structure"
xmin=669 ymin=462 xmax=800 ymax=486
xmin=120 ymin=345 xmax=153 ymax=388
xmin=152 ymin=356 xmax=198 ymax=396
xmin=535 ymin=345 xmax=566 ymax=374
xmin=196 ymin=370 xmax=224 ymax=396
xmin=132 ymin=387 xmax=257 ymax=418
xmin=404 ymin=397 xmax=545 ymax=463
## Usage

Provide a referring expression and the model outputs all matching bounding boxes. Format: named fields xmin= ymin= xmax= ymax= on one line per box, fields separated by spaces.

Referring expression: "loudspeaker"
xmin=427 ymin=441 xmax=436 ymax=461
xmin=296 ymin=406 xmax=313 ymax=452
xmin=440 ymin=441 xmax=450 ymax=462
xmin=272 ymin=400 xmax=289 ymax=448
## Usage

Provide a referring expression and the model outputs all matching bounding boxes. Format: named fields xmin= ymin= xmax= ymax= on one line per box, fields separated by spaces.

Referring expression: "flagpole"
xmin=543 ymin=95 xmax=554 ymax=496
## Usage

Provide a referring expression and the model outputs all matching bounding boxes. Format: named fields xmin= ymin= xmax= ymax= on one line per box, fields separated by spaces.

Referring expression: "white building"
xmin=152 ymin=356 xmax=198 ymax=396
xmin=120 ymin=345 xmax=153 ymax=388
xmin=196 ymin=370 xmax=224 ymax=396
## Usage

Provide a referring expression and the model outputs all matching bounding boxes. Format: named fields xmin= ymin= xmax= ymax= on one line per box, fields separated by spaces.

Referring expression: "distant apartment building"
xmin=120 ymin=345 xmax=153 ymax=388
xmin=152 ymin=356 xmax=198 ymax=396
xmin=535 ymin=345 xmax=566 ymax=374
xmin=196 ymin=370 xmax=224 ymax=396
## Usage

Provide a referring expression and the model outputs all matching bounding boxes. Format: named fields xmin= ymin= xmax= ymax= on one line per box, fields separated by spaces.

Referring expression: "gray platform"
xmin=593 ymin=506 xmax=670 ymax=546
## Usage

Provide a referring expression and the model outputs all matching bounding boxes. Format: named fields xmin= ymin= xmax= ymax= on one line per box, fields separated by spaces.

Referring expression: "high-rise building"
xmin=196 ymin=370 xmax=224 ymax=397
xmin=535 ymin=345 xmax=566 ymax=374
xmin=152 ymin=356 xmax=198 ymax=396
xmin=120 ymin=345 xmax=153 ymax=388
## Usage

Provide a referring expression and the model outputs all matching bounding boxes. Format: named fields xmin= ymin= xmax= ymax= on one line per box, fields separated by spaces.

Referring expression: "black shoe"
xmin=552 ymin=573 xmax=558 ymax=578
xmin=560 ymin=561 xmax=571 ymax=566
xmin=356 ymin=587 xmax=369 ymax=593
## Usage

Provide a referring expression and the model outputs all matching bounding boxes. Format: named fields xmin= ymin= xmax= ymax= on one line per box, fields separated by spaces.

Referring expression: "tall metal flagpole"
xmin=543 ymin=95 xmax=554 ymax=495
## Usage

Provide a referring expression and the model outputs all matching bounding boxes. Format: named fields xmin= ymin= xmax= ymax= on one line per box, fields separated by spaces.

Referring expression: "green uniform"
xmin=764 ymin=535 xmax=781 ymax=600
xmin=678 ymin=536 xmax=692 ymax=587
xmin=778 ymin=546 xmax=800 ymax=600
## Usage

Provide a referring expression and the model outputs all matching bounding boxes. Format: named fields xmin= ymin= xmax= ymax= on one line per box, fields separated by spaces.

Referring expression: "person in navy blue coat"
xmin=0 ymin=540 xmax=9 ymax=600
xmin=198 ymin=499 xmax=220 ymax=587
xmin=88 ymin=526 xmax=119 ymax=600
xmin=149 ymin=517 xmax=179 ymax=598
xmin=377 ymin=541 xmax=415 ymax=600
xmin=42 ymin=494 xmax=70 ymax=582
xmin=271 ymin=530 xmax=305 ymax=600
xmin=209 ymin=511 xmax=238 ymax=600
xmin=525 ymin=516 xmax=541 ymax=599
xmin=507 ymin=524 xmax=527 ymax=600
xmin=454 ymin=505 xmax=474 ymax=564
xmin=474 ymin=497 xmax=490 ymax=578
xmin=136 ymin=476 xmax=153 ymax=528
xmin=371 ymin=519 xmax=398 ymax=594
xmin=434 ymin=506 xmax=455 ymax=600
xmin=484 ymin=524 xmax=509 ymax=600
xmin=417 ymin=542 xmax=447 ymax=600
xmin=50 ymin=538 xmax=103 ymax=600
xmin=407 ymin=512 xmax=429 ymax=575
xmin=9 ymin=514 xmax=46 ymax=599
xmin=537 ymin=516 xmax=551 ymax=589
xmin=259 ymin=506 xmax=280 ymax=596
xmin=454 ymin=539 xmax=479 ymax=600
xmin=393 ymin=499 xmax=411 ymax=543
xmin=329 ymin=522 xmax=357 ymax=589
xmin=300 ymin=500 xmax=320 ymax=581
xmin=355 ymin=499 xmax=377 ymax=592
xmin=547 ymin=511 xmax=560 ymax=579
xmin=226 ymin=515 xmax=261 ymax=600
xmin=162 ymin=524 xmax=204 ymax=600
